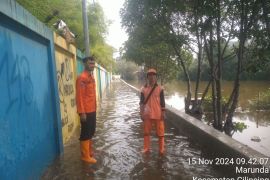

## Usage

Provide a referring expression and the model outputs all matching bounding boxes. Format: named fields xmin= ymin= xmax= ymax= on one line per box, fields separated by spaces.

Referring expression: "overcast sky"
xmin=96 ymin=0 xmax=128 ymax=55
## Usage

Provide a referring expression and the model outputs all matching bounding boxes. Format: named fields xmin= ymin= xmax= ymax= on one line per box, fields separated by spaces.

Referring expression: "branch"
xmin=221 ymin=19 xmax=235 ymax=58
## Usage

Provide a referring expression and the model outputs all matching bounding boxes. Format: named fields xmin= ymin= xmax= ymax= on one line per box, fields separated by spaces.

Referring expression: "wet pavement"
xmin=42 ymin=82 xmax=229 ymax=180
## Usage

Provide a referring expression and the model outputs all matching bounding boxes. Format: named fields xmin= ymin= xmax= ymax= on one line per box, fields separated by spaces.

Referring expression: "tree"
xmin=121 ymin=0 xmax=194 ymax=111
xmin=16 ymin=0 xmax=115 ymax=70
xmin=121 ymin=0 xmax=270 ymax=135
xmin=115 ymin=59 xmax=140 ymax=81
xmin=223 ymin=0 xmax=270 ymax=134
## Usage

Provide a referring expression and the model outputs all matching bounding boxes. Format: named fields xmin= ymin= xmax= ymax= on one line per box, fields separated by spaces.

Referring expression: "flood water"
xmin=42 ymin=81 xmax=234 ymax=179
xmin=129 ymin=80 xmax=270 ymax=157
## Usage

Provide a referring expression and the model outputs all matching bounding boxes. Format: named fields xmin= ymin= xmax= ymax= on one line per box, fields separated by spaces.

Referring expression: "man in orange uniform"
xmin=140 ymin=68 xmax=166 ymax=155
xmin=76 ymin=56 xmax=97 ymax=164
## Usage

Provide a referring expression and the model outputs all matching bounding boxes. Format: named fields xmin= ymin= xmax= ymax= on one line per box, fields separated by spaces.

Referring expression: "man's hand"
xmin=140 ymin=105 xmax=144 ymax=121
xmin=80 ymin=113 xmax=87 ymax=122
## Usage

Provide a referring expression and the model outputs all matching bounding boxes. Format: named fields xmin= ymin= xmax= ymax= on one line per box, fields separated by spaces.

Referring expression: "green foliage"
xmin=115 ymin=60 xmax=140 ymax=81
xmin=121 ymin=0 xmax=270 ymax=80
xmin=88 ymin=4 xmax=108 ymax=47
xmin=249 ymin=89 xmax=270 ymax=110
xmin=91 ymin=43 xmax=115 ymax=72
xmin=121 ymin=0 xmax=270 ymax=133
xmin=121 ymin=0 xmax=193 ymax=82
xmin=202 ymin=95 xmax=228 ymax=112
xmin=202 ymin=96 xmax=213 ymax=112
xmin=181 ymin=40 xmax=270 ymax=81
xmin=233 ymin=122 xmax=247 ymax=133
xmin=16 ymin=0 xmax=114 ymax=70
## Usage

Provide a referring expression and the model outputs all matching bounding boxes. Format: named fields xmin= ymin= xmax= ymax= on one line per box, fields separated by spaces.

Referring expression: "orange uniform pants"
xmin=143 ymin=119 xmax=164 ymax=137
xmin=143 ymin=119 xmax=165 ymax=154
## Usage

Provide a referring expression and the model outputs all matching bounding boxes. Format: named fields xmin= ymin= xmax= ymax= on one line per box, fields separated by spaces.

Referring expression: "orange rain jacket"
xmin=140 ymin=84 xmax=165 ymax=120
xmin=76 ymin=70 xmax=96 ymax=114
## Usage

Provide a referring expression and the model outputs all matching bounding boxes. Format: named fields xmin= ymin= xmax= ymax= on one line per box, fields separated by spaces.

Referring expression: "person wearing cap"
xmin=76 ymin=56 xmax=97 ymax=164
xmin=140 ymin=68 xmax=166 ymax=155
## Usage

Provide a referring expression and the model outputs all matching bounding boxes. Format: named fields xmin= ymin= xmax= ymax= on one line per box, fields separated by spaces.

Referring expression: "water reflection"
xmin=166 ymin=93 xmax=185 ymax=110
xmin=233 ymin=111 xmax=270 ymax=157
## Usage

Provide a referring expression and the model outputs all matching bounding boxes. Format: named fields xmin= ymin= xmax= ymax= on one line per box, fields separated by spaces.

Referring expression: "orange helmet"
xmin=147 ymin=68 xmax=157 ymax=75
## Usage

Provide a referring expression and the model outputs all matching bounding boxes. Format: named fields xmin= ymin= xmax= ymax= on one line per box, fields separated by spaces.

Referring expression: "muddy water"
xmin=165 ymin=81 xmax=270 ymax=157
xmin=42 ymin=82 xmax=230 ymax=179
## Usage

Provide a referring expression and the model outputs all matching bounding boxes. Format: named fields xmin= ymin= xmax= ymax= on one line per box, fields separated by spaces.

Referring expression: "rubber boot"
xmin=142 ymin=135 xmax=150 ymax=153
xmin=159 ymin=136 xmax=165 ymax=155
xmin=80 ymin=140 xmax=97 ymax=164
xmin=89 ymin=139 xmax=94 ymax=157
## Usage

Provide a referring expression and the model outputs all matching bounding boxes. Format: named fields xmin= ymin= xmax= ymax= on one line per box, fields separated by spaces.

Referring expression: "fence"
xmin=0 ymin=0 xmax=111 ymax=178
xmin=0 ymin=0 xmax=63 ymax=179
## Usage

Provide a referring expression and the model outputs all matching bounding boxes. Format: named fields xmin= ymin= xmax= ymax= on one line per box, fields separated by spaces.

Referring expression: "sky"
xmin=96 ymin=0 xmax=128 ymax=56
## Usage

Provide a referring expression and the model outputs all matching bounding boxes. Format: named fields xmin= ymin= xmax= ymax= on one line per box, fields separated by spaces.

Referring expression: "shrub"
xmin=249 ymin=89 xmax=270 ymax=110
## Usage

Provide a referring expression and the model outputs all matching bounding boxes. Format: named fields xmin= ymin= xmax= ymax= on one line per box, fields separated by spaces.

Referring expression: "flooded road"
xmin=42 ymin=82 xmax=230 ymax=179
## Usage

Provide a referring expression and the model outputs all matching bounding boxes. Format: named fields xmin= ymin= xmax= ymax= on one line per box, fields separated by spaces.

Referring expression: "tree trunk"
xmin=173 ymin=46 xmax=192 ymax=113
xmin=208 ymin=22 xmax=219 ymax=129
xmin=193 ymin=13 xmax=203 ymax=114
xmin=199 ymin=80 xmax=212 ymax=107
xmin=224 ymin=0 xmax=260 ymax=135
xmin=224 ymin=0 xmax=246 ymax=135
xmin=216 ymin=0 xmax=223 ymax=130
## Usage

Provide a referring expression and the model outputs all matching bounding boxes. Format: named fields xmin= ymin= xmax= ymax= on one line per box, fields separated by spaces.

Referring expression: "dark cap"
xmin=82 ymin=56 xmax=95 ymax=63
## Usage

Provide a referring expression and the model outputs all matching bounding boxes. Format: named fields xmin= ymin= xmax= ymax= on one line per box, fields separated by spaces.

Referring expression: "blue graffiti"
xmin=0 ymin=51 xmax=34 ymax=119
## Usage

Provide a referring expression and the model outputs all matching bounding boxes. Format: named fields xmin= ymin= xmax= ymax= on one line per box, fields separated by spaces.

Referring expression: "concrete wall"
xmin=0 ymin=0 xmax=112 ymax=178
xmin=76 ymin=51 xmax=111 ymax=102
xmin=54 ymin=33 xmax=79 ymax=144
xmin=76 ymin=49 xmax=84 ymax=75
xmin=0 ymin=0 xmax=63 ymax=179
xmin=96 ymin=64 xmax=111 ymax=100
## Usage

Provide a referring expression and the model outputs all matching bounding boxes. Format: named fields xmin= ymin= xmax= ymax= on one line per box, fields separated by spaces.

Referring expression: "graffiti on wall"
xmin=0 ymin=51 xmax=34 ymax=119
xmin=56 ymin=57 xmax=76 ymax=134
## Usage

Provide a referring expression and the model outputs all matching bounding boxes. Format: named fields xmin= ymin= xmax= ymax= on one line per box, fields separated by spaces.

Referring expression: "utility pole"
xmin=82 ymin=0 xmax=90 ymax=56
